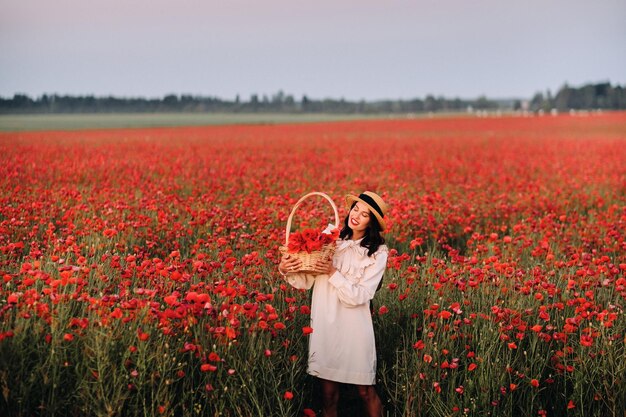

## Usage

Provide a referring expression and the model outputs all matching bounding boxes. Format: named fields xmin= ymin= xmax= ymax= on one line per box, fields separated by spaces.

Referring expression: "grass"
xmin=0 ymin=112 xmax=393 ymax=131
xmin=0 ymin=111 xmax=478 ymax=132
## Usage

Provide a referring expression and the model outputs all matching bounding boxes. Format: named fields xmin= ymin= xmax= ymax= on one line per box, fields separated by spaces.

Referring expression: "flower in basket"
xmin=287 ymin=226 xmax=339 ymax=254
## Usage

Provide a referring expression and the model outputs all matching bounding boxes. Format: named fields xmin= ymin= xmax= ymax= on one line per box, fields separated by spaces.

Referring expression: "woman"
xmin=278 ymin=191 xmax=388 ymax=417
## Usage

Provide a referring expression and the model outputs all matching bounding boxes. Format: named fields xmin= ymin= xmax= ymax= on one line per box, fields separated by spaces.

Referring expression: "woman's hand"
xmin=279 ymin=253 xmax=303 ymax=275
xmin=313 ymin=256 xmax=336 ymax=275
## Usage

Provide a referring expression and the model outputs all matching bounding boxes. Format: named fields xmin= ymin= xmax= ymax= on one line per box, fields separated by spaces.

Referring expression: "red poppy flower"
xmin=137 ymin=329 xmax=149 ymax=341
xmin=413 ymin=340 xmax=425 ymax=350
xmin=201 ymin=363 xmax=217 ymax=372
xmin=287 ymin=227 xmax=339 ymax=253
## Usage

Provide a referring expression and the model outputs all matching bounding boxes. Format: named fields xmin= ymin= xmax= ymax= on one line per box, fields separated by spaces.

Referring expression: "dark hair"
xmin=339 ymin=202 xmax=385 ymax=257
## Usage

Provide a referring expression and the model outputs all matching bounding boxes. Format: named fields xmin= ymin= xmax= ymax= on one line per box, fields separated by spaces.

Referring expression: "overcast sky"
xmin=1 ymin=0 xmax=625 ymax=100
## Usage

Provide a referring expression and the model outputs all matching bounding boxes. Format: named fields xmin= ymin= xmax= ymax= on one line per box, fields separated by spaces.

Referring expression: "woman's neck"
xmin=351 ymin=231 xmax=365 ymax=241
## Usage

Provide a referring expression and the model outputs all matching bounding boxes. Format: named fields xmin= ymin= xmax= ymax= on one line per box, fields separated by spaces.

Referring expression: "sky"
xmin=1 ymin=0 xmax=625 ymax=101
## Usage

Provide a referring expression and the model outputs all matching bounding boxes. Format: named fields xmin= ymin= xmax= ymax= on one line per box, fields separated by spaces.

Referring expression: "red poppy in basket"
xmin=287 ymin=227 xmax=339 ymax=253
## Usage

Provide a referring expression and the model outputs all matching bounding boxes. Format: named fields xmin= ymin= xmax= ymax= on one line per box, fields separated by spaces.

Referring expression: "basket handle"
xmin=285 ymin=192 xmax=340 ymax=245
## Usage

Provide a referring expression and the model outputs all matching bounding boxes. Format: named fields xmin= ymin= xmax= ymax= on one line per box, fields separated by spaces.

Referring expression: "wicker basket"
xmin=280 ymin=192 xmax=340 ymax=274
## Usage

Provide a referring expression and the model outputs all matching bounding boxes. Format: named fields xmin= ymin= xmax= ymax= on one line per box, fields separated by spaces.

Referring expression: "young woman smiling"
xmin=279 ymin=191 xmax=388 ymax=417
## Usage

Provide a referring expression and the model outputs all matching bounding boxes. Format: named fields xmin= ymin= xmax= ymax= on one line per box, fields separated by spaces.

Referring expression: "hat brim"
xmin=345 ymin=194 xmax=386 ymax=231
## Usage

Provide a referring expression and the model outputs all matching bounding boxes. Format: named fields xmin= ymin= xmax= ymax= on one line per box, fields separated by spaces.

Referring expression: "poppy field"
xmin=1 ymin=113 xmax=625 ymax=416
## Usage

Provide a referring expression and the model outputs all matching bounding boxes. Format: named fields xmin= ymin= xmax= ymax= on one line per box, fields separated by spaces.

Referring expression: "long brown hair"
xmin=339 ymin=202 xmax=385 ymax=256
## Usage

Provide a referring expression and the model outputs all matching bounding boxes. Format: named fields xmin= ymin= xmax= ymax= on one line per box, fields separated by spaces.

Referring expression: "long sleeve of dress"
xmin=328 ymin=250 xmax=387 ymax=307
xmin=284 ymin=272 xmax=315 ymax=290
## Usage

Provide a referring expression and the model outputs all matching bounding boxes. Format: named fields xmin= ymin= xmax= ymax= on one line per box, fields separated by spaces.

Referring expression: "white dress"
xmin=285 ymin=237 xmax=388 ymax=385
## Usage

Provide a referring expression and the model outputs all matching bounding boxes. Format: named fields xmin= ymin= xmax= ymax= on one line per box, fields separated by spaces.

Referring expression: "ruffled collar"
xmin=333 ymin=238 xmax=384 ymax=281
xmin=336 ymin=237 xmax=364 ymax=249
xmin=335 ymin=238 xmax=388 ymax=256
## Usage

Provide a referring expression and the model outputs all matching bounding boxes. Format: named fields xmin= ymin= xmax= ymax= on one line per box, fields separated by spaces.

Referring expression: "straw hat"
xmin=345 ymin=191 xmax=388 ymax=231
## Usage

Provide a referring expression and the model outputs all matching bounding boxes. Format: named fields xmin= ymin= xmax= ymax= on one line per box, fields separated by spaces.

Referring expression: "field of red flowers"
xmin=1 ymin=113 xmax=625 ymax=417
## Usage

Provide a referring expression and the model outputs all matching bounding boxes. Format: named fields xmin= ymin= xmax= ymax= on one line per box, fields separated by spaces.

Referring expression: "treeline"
xmin=0 ymin=92 xmax=501 ymax=114
xmin=1 ymin=82 xmax=624 ymax=114
xmin=529 ymin=82 xmax=626 ymax=112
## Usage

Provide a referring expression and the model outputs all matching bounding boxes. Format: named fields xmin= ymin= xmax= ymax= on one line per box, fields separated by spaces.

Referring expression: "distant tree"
xmin=610 ymin=85 xmax=625 ymax=108
xmin=424 ymin=95 xmax=437 ymax=112
xmin=272 ymin=90 xmax=284 ymax=104
xmin=475 ymin=96 xmax=490 ymax=110
xmin=545 ymin=89 xmax=554 ymax=111
xmin=284 ymin=95 xmax=295 ymax=111
xmin=301 ymin=95 xmax=310 ymax=112
xmin=249 ymin=94 xmax=259 ymax=112
xmin=554 ymin=85 xmax=571 ymax=110
xmin=530 ymin=92 xmax=544 ymax=112
xmin=408 ymin=99 xmax=423 ymax=112
xmin=593 ymin=82 xmax=611 ymax=108
xmin=163 ymin=94 xmax=178 ymax=109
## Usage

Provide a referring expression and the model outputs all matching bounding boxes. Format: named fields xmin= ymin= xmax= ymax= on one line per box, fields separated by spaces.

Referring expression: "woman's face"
xmin=348 ymin=202 xmax=371 ymax=234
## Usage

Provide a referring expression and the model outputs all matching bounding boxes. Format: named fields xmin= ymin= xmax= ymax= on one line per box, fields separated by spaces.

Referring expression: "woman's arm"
xmin=327 ymin=251 xmax=388 ymax=307
xmin=279 ymin=253 xmax=315 ymax=289
xmin=284 ymin=272 xmax=315 ymax=290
